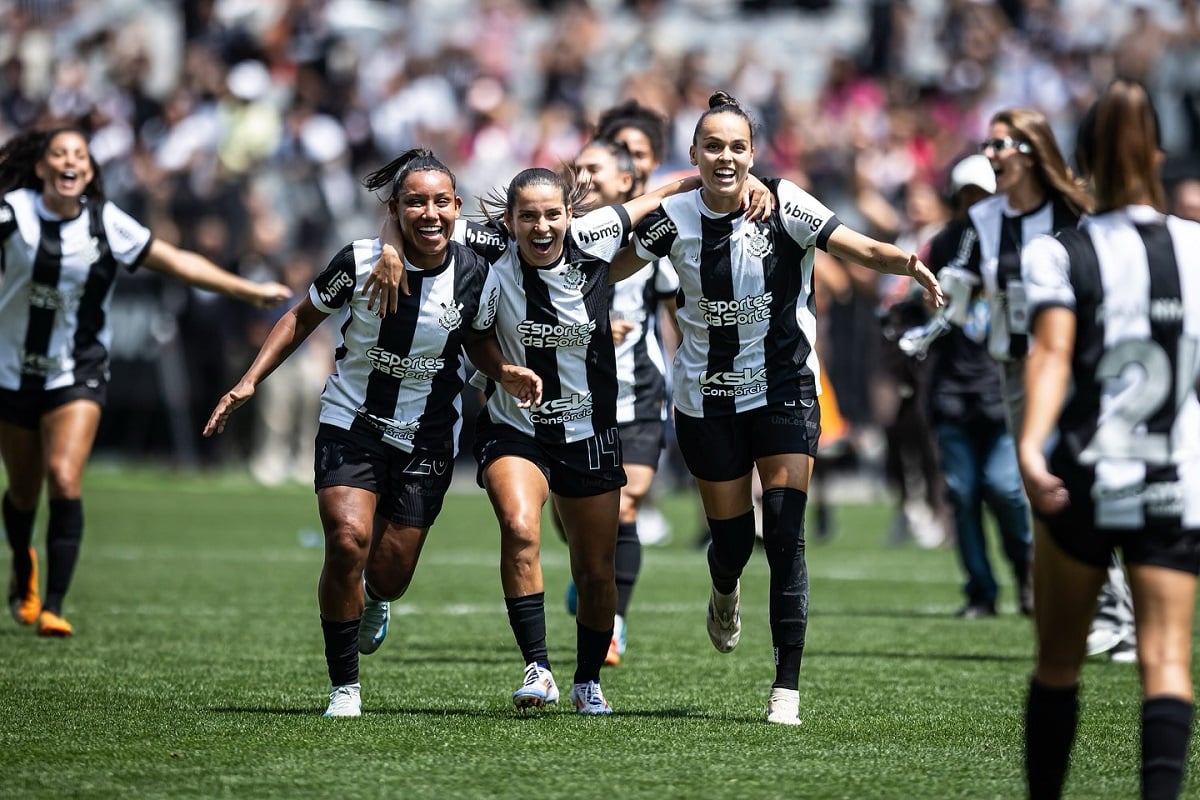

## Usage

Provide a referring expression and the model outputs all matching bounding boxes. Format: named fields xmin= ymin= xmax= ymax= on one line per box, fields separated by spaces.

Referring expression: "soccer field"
xmin=0 ymin=466 xmax=1188 ymax=799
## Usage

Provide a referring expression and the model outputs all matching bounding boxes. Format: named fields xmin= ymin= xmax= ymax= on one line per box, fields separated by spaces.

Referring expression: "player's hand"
xmin=741 ymin=174 xmax=775 ymax=221
xmin=248 ymin=282 xmax=293 ymax=309
xmin=906 ymin=255 xmax=944 ymax=308
xmin=365 ymin=243 xmax=408 ymax=317
xmin=1018 ymin=450 xmax=1069 ymax=515
xmin=499 ymin=365 xmax=543 ymax=409
xmin=203 ymin=383 xmax=255 ymax=437
xmin=611 ymin=319 xmax=636 ymax=345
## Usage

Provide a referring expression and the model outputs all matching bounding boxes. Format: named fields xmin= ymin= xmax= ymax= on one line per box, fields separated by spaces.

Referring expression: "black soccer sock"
xmin=3 ymin=492 xmax=36 ymax=591
xmin=1025 ymin=679 xmax=1079 ymax=800
xmin=1142 ymin=696 xmax=1194 ymax=799
xmin=505 ymin=592 xmax=550 ymax=669
xmin=614 ymin=521 xmax=642 ymax=618
xmin=321 ymin=617 xmax=360 ymax=687
xmin=574 ymin=620 xmax=614 ymax=685
xmin=762 ymin=487 xmax=809 ymax=690
xmin=42 ymin=498 xmax=82 ymax=615
xmin=706 ymin=510 xmax=757 ymax=595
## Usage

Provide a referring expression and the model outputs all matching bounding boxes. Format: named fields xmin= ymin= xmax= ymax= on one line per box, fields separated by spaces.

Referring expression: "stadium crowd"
xmin=1 ymin=0 xmax=1198 ymax=480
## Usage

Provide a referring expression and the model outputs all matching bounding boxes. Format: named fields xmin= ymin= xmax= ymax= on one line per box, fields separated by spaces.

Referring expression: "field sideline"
xmin=0 ymin=466 xmax=1192 ymax=799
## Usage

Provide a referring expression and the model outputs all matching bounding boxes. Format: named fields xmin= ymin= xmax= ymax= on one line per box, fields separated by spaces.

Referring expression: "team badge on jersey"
xmin=562 ymin=264 xmax=585 ymax=292
xmin=438 ymin=300 xmax=465 ymax=331
xmin=745 ymin=225 xmax=772 ymax=259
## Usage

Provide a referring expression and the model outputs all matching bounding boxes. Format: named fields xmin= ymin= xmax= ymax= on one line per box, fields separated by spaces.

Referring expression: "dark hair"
xmin=691 ymin=91 xmax=755 ymax=147
xmin=0 ymin=127 xmax=106 ymax=203
xmin=362 ymin=148 xmax=456 ymax=201
xmin=1084 ymin=80 xmax=1166 ymax=214
xmin=577 ymin=138 xmax=636 ymax=202
xmin=594 ymin=100 xmax=668 ymax=162
xmin=479 ymin=166 xmax=592 ymax=220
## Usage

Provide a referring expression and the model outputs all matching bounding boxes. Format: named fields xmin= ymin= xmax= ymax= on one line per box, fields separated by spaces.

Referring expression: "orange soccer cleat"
xmin=7 ymin=548 xmax=40 ymax=626
xmin=36 ymin=610 xmax=73 ymax=638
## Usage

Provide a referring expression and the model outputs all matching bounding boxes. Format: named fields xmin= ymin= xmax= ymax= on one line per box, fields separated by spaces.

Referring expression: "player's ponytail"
xmin=363 ymin=148 xmax=456 ymax=201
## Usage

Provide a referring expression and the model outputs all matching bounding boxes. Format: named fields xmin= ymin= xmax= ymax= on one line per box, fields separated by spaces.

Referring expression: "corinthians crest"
xmin=562 ymin=263 xmax=585 ymax=292
xmin=745 ymin=225 xmax=772 ymax=259
xmin=438 ymin=301 xmax=464 ymax=331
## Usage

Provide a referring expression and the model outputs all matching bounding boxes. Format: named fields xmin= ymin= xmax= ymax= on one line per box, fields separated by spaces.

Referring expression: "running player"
xmin=612 ymin=91 xmax=943 ymax=725
xmin=203 ymin=149 xmax=541 ymax=717
xmin=0 ymin=127 xmax=290 ymax=637
xmin=1019 ymin=79 xmax=1200 ymax=800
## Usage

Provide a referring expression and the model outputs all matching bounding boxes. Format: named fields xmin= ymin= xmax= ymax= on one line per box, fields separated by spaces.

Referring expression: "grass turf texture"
xmin=0 ymin=466 xmax=1189 ymax=799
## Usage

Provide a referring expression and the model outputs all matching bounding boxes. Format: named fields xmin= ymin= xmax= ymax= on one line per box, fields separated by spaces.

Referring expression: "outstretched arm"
xmin=465 ymin=333 xmax=542 ymax=409
xmin=142 ymin=239 xmax=292 ymax=308
xmin=825 ymin=226 xmax=944 ymax=307
xmin=203 ymin=297 xmax=328 ymax=436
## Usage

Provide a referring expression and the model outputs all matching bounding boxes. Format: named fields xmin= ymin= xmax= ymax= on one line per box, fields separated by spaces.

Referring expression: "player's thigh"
xmin=40 ymin=399 xmax=102 ymax=497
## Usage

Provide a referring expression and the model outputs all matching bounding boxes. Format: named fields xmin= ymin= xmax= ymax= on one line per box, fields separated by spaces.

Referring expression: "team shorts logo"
xmin=438 ymin=301 xmax=464 ymax=331
xmin=19 ymin=350 xmax=65 ymax=376
xmin=318 ymin=269 xmax=354 ymax=306
xmin=697 ymin=292 xmax=773 ymax=326
xmin=366 ymin=347 xmax=444 ymax=379
xmin=745 ymin=225 xmax=772 ymax=259
xmin=531 ymin=392 xmax=593 ymax=425
xmin=562 ymin=264 xmax=585 ymax=292
xmin=699 ymin=367 xmax=767 ymax=398
xmin=356 ymin=407 xmax=421 ymax=442
xmin=782 ymin=202 xmax=824 ymax=232
xmin=517 ymin=319 xmax=594 ymax=347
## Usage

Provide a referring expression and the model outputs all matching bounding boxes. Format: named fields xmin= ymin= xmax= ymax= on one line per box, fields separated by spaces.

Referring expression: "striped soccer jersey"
xmin=611 ymin=257 xmax=677 ymax=424
xmin=463 ymin=205 xmax=631 ymax=444
xmin=1023 ymin=205 xmax=1200 ymax=530
xmin=309 ymin=238 xmax=490 ymax=456
xmin=632 ymin=178 xmax=840 ymax=418
xmin=967 ymin=193 xmax=1078 ymax=362
xmin=0 ymin=189 xmax=152 ymax=391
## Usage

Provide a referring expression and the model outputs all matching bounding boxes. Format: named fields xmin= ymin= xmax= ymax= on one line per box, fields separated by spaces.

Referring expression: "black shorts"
xmin=1038 ymin=505 xmax=1200 ymax=575
xmin=473 ymin=416 xmax=626 ymax=498
xmin=675 ymin=399 xmax=821 ymax=483
xmin=619 ymin=419 xmax=665 ymax=468
xmin=0 ymin=382 xmax=107 ymax=429
xmin=313 ymin=424 xmax=454 ymax=528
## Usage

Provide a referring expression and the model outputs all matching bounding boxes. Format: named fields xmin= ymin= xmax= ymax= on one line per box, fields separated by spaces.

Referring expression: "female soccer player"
xmin=612 ymin=90 xmax=942 ymax=725
xmin=204 ymin=149 xmax=541 ymax=717
xmin=1019 ymin=79 xmax=1200 ymax=800
xmin=971 ymin=107 xmax=1134 ymax=655
xmin=0 ymin=127 xmax=291 ymax=637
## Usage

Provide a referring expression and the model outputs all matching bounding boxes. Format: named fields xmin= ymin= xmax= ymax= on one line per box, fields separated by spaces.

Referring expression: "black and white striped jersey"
xmin=632 ymin=178 xmax=840 ymax=418
xmin=611 ymin=257 xmax=676 ymax=424
xmin=966 ymin=193 xmax=1078 ymax=362
xmin=464 ymin=205 xmax=631 ymax=444
xmin=0 ymin=189 xmax=152 ymax=391
xmin=309 ymin=238 xmax=490 ymax=456
xmin=1023 ymin=205 xmax=1200 ymax=530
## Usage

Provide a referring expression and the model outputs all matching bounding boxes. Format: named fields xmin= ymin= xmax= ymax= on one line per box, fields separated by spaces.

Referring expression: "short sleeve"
xmin=776 ymin=179 xmax=839 ymax=250
xmin=1022 ymin=233 xmax=1075 ymax=321
xmin=472 ymin=266 xmax=501 ymax=332
xmin=309 ymin=244 xmax=359 ymax=313
xmin=457 ymin=219 xmax=509 ymax=263
xmin=101 ymin=203 xmax=153 ymax=267
xmin=0 ymin=200 xmax=15 ymax=241
xmin=653 ymin=257 xmax=679 ymax=297
xmin=571 ymin=204 xmax=631 ymax=263
xmin=633 ymin=207 xmax=677 ymax=261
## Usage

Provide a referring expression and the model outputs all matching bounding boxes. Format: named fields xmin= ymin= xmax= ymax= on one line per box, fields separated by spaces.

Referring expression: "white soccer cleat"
xmin=358 ymin=590 xmax=390 ymax=655
xmin=569 ymin=681 xmax=612 ymax=715
xmin=766 ymin=687 xmax=801 ymax=726
xmin=323 ymin=683 xmax=362 ymax=718
xmin=512 ymin=662 xmax=559 ymax=710
xmin=706 ymin=581 xmax=741 ymax=653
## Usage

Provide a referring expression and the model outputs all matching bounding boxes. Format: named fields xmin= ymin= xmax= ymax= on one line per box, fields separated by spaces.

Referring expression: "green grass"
xmin=0 ymin=465 xmax=1190 ymax=799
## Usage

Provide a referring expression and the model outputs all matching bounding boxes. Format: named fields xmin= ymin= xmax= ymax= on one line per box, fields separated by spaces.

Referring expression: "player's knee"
xmin=322 ymin=522 xmax=370 ymax=568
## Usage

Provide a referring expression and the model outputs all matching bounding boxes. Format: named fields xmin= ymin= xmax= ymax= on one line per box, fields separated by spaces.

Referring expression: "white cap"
xmin=227 ymin=60 xmax=272 ymax=102
xmin=950 ymin=154 xmax=996 ymax=194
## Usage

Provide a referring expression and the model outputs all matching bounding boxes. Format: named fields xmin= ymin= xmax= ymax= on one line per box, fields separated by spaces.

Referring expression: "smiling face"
xmin=690 ymin=112 xmax=754 ymax=212
xmin=34 ymin=130 xmax=95 ymax=215
xmin=389 ymin=169 xmax=461 ymax=269
xmin=611 ymin=127 xmax=656 ymax=194
xmin=982 ymin=122 xmax=1032 ymax=199
xmin=505 ymin=183 xmax=571 ymax=267
xmin=575 ymin=144 xmax=633 ymax=206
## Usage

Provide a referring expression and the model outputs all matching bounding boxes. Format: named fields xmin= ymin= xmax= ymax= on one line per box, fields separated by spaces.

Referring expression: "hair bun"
xmin=709 ymin=91 xmax=740 ymax=110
